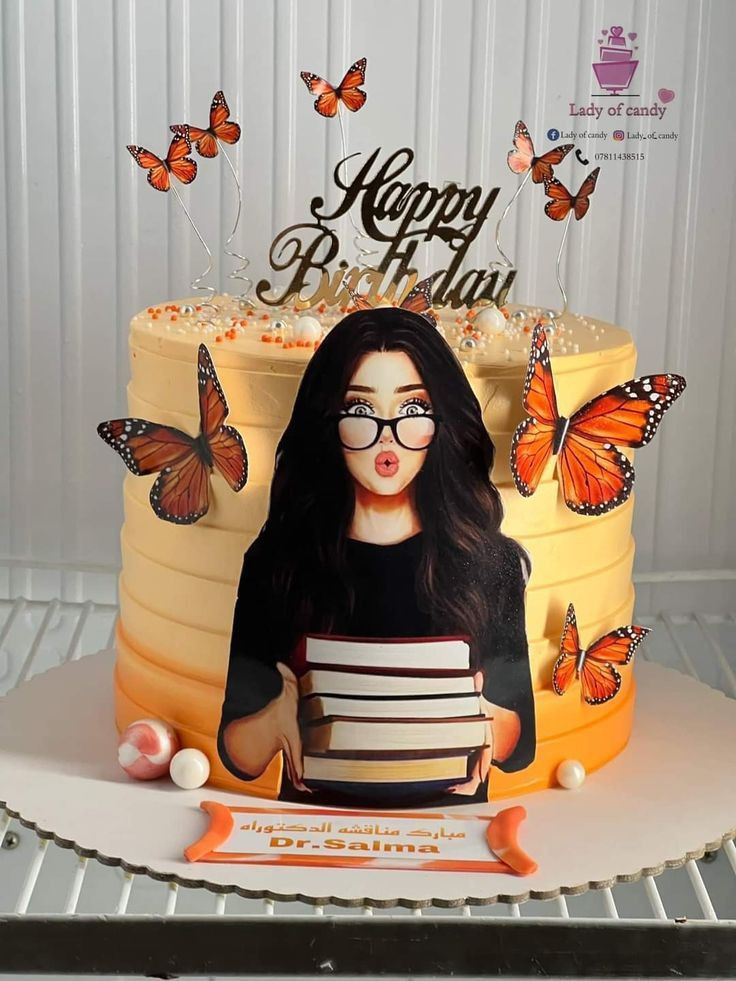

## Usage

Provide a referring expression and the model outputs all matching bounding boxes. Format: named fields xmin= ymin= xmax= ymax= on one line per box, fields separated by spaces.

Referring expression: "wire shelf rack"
xmin=1 ymin=595 xmax=735 ymax=977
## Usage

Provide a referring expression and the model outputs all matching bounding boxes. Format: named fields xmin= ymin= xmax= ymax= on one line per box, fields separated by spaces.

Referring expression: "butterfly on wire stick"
xmin=126 ymin=132 xmax=197 ymax=192
xmin=170 ymin=90 xmax=241 ymax=158
xmin=300 ymin=58 xmax=367 ymax=117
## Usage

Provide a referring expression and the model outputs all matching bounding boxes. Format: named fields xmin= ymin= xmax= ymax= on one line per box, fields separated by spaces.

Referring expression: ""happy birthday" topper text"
xmin=256 ymin=147 xmax=516 ymax=310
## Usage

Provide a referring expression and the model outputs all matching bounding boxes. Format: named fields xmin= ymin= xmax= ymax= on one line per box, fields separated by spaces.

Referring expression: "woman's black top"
xmin=218 ymin=531 xmax=536 ymax=805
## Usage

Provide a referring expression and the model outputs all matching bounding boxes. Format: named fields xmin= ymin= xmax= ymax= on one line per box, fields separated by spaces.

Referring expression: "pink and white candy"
xmin=118 ymin=718 xmax=180 ymax=780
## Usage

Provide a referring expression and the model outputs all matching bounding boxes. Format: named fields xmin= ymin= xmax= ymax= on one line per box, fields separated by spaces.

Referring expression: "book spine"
xmin=301 ymin=634 xmax=471 ymax=671
xmin=299 ymin=663 xmax=474 ymax=678
xmin=289 ymin=635 xmax=308 ymax=676
xmin=300 ymin=695 xmax=482 ymax=723
xmin=303 ymin=747 xmax=486 ymax=761
xmin=303 ymin=719 xmax=489 ymax=753
xmin=297 ymin=668 xmax=478 ymax=699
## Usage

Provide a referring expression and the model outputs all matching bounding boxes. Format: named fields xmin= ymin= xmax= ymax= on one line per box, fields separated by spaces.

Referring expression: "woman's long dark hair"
xmin=255 ymin=307 xmax=521 ymax=648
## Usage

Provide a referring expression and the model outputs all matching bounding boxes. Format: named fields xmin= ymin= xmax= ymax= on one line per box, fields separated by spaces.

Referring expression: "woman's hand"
xmin=275 ymin=662 xmax=310 ymax=793
xmin=449 ymin=671 xmax=521 ymax=796
xmin=221 ymin=661 xmax=310 ymax=793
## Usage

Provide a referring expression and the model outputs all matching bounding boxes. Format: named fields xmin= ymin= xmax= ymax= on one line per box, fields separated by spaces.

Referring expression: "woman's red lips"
xmin=375 ymin=450 xmax=399 ymax=477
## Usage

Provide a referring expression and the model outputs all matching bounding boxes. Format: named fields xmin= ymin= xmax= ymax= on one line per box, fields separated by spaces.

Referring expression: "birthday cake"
xmin=103 ymin=76 xmax=685 ymax=811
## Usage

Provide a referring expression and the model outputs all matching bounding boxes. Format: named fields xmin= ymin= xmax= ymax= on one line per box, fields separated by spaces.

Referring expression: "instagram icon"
xmin=613 ymin=130 xmax=625 ymax=142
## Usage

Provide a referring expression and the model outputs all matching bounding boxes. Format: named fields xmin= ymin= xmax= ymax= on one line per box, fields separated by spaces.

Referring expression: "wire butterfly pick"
xmin=171 ymin=92 xmax=253 ymax=307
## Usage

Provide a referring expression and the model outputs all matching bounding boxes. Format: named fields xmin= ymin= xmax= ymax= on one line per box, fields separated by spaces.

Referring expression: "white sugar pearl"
xmin=473 ymin=306 xmax=507 ymax=337
xmin=170 ymin=748 xmax=211 ymax=790
xmin=293 ymin=315 xmax=322 ymax=342
xmin=556 ymin=759 xmax=586 ymax=790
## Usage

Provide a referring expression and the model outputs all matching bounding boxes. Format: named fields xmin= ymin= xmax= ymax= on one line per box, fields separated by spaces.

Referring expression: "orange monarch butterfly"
xmin=553 ymin=603 xmax=650 ymax=705
xmin=126 ymin=132 xmax=197 ymax=192
xmin=543 ymin=168 xmax=600 ymax=221
xmin=507 ymin=120 xmax=574 ymax=184
xmin=510 ymin=323 xmax=686 ymax=515
xmin=97 ymin=345 xmax=247 ymax=524
xmin=170 ymin=90 xmax=241 ymax=158
xmin=300 ymin=58 xmax=367 ymax=117
xmin=344 ymin=275 xmax=437 ymax=324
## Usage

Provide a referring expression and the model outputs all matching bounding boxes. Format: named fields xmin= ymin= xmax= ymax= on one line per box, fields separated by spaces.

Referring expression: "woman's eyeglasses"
xmin=334 ymin=414 xmax=440 ymax=451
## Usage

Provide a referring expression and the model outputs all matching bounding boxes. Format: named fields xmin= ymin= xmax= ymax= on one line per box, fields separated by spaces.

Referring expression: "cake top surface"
xmin=130 ymin=296 xmax=633 ymax=373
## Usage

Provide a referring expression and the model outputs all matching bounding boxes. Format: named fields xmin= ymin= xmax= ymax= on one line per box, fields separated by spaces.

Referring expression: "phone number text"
xmin=594 ymin=152 xmax=645 ymax=161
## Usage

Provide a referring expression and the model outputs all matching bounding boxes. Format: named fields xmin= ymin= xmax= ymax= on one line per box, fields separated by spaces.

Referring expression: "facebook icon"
xmin=547 ymin=128 xmax=560 ymax=142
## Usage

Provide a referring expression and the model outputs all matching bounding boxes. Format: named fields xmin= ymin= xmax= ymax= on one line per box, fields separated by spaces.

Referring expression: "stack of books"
xmin=293 ymin=634 xmax=491 ymax=798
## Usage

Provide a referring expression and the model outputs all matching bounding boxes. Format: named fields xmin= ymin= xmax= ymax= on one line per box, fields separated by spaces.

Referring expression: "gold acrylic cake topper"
xmin=256 ymin=146 xmax=517 ymax=311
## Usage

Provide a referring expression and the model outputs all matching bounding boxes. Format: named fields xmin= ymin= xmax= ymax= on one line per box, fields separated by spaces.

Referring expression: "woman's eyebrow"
xmin=395 ymin=383 xmax=427 ymax=393
xmin=345 ymin=384 xmax=375 ymax=393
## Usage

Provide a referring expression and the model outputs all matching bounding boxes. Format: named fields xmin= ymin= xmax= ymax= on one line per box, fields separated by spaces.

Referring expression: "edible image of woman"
xmin=218 ymin=306 xmax=536 ymax=807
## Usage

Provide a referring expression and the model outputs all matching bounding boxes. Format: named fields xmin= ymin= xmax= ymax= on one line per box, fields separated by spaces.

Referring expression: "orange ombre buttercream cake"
xmin=113 ymin=298 xmax=637 ymax=800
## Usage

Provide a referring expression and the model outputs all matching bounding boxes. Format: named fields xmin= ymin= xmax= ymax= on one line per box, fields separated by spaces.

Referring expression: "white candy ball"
xmin=473 ymin=306 xmax=507 ymax=337
xmin=169 ymin=748 xmax=211 ymax=790
xmin=118 ymin=718 xmax=179 ymax=781
xmin=556 ymin=759 xmax=586 ymax=790
xmin=293 ymin=315 xmax=322 ymax=343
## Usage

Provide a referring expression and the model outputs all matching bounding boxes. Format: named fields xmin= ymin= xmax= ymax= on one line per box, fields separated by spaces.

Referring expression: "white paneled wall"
xmin=1 ymin=0 xmax=734 ymax=609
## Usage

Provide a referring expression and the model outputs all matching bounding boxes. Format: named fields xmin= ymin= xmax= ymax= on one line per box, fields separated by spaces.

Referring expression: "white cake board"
xmin=1 ymin=651 xmax=735 ymax=908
